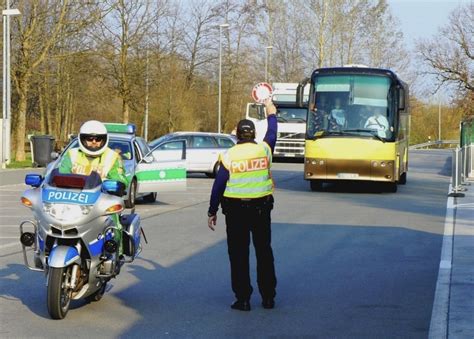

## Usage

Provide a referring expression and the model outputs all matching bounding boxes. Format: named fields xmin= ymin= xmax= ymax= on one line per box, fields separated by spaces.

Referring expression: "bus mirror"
xmin=296 ymin=77 xmax=310 ymax=108
xmin=398 ymin=88 xmax=405 ymax=111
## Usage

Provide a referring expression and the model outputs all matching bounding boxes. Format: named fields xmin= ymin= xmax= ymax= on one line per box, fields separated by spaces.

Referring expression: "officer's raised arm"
xmin=263 ymin=98 xmax=278 ymax=154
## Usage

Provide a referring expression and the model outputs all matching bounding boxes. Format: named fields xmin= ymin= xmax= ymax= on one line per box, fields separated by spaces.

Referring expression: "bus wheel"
xmin=398 ymin=172 xmax=407 ymax=185
xmin=386 ymin=182 xmax=398 ymax=193
xmin=310 ymin=180 xmax=323 ymax=191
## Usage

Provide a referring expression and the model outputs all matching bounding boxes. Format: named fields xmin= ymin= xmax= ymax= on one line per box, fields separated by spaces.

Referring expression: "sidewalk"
xmin=447 ymin=182 xmax=474 ymax=337
xmin=429 ymin=179 xmax=474 ymax=338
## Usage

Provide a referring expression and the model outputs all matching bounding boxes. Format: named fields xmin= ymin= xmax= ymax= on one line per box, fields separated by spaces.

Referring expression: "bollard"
xmin=468 ymin=144 xmax=474 ymax=179
xmin=449 ymin=147 xmax=465 ymax=197
xmin=460 ymin=145 xmax=471 ymax=186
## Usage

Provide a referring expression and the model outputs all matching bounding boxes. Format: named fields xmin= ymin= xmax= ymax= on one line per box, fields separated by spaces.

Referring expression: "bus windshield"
xmin=307 ymin=74 xmax=394 ymax=140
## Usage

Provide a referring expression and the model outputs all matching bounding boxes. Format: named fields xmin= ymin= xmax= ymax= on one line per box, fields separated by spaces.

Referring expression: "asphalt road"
xmin=0 ymin=149 xmax=452 ymax=338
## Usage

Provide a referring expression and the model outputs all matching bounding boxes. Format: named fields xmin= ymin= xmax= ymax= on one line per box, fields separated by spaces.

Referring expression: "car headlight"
xmin=43 ymin=203 xmax=92 ymax=221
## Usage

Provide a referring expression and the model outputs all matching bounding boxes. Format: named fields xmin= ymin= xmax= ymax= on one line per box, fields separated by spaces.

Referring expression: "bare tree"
xmin=10 ymin=0 xmax=98 ymax=161
xmin=417 ymin=3 xmax=474 ymax=95
xmin=180 ymin=0 xmax=221 ymax=91
xmin=91 ymin=0 xmax=156 ymax=123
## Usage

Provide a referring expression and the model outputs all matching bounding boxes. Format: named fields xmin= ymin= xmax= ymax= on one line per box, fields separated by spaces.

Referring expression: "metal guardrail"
xmin=449 ymin=144 xmax=473 ymax=197
xmin=409 ymin=140 xmax=459 ymax=150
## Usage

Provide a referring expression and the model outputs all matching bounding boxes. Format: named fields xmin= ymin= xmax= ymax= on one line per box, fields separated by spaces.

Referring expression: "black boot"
xmin=231 ymin=300 xmax=251 ymax=311
xmin=262 ymin=297 xmax=275 ymax=309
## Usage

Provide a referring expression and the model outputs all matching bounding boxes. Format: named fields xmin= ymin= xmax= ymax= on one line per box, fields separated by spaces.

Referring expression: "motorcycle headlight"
xmin=43 ymin=203 xmax=92 ymax=221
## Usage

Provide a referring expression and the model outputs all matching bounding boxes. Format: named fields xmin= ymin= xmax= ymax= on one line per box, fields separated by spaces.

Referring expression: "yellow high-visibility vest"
xmin=221 ymin=142 xmax=273 ymax=199
xmin=68 ymin=148 xmax=119 ymax=179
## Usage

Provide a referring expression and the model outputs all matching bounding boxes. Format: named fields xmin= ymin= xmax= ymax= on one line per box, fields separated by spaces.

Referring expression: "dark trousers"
xmin=222 ymin=196 xmax=277 ymax=301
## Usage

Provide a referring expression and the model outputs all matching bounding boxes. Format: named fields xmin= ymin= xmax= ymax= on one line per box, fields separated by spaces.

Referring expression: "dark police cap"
xmin=237 ymin=119 xmax=255 ymax=135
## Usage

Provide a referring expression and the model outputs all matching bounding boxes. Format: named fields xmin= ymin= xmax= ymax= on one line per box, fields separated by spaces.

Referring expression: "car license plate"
xmin=337 ymin=173 xmax=359 ymax=179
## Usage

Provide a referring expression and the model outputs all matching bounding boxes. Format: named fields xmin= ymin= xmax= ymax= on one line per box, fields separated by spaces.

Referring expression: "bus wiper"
xmin=343 ymin=128 xmax=373 ymax=133
xmin=277 ymin=116 xmax=288 ymax=122
xmin=342 ymin=129 xmax=386 ymax=143
xmin=370 ymin=132 xmax=385 ymax=143
xmin=310 ymin=129 xmax=359 ymax=140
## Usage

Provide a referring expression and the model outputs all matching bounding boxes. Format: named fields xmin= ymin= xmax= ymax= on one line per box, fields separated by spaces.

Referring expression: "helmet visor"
xmin=80 ymin=134 xmax=106 ymax=151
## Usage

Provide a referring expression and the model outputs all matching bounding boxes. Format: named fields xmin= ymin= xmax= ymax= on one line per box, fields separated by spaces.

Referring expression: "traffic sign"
xmin=251 ymin=82 xmax=273 ymax=103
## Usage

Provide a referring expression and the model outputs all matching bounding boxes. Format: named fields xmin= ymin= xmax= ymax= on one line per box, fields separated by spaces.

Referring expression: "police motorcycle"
xmin=19 ymin=163 xmax=143 ymax=319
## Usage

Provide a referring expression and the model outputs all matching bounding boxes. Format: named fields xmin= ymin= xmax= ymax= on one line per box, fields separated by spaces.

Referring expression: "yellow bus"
xmin=299 ymin=66 xmax=409 ymax=192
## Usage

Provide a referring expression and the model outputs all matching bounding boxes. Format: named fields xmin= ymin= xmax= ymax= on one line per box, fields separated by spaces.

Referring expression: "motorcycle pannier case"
xmin=120 ymin=214 xmax=141 ymax=259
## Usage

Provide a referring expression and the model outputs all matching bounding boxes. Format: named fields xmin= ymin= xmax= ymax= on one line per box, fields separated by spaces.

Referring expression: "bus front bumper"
xmin=304 ymin=158 xmax=396 ymax=182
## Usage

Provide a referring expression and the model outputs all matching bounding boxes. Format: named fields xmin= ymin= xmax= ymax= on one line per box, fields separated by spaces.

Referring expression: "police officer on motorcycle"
xmin=59 ymin=120 xmax=127 ymax=184
xmin=208 ymin=98 xmax=278 ymax=311
xmin=59 ymin=120 xmax=128 ymax=254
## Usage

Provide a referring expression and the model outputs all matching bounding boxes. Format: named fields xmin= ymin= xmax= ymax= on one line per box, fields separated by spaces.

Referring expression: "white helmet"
xmin=78 ymin=120 xmax=109 ymax=156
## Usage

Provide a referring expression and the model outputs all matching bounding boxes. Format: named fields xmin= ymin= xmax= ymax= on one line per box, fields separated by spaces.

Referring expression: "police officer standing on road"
xmin=208 ymin=98 xmax=278 ymax=311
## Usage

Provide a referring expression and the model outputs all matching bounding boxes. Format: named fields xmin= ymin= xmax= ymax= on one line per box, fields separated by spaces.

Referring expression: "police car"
xmin=50 ymin=123 xmax=187 ymax=208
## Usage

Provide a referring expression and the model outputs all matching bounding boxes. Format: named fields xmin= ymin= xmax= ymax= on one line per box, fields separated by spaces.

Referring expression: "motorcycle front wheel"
xmin=47 ymin=267 xmax=72 ymax=319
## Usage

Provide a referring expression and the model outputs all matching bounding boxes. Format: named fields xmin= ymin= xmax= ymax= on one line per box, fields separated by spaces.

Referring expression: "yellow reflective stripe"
xmin=221 ymin=151 xmax=231 ymax=170
xmin=69 ymin=148 xmax=117 ymax=178
xmin=228 ymin=176 xmax=270 ymax=184
xmin=225 ymin=184 xmax=273 ymax=194
xmin=99 ymin=148 xmax=117 ymax=178
xmin=262 ymin=143 xmax=272 ymax=166
xmin=70 ymin=149 xmax=90 ymax=175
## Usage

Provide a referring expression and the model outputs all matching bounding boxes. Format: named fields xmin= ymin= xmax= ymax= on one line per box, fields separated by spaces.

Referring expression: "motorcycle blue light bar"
xmin=25 ymin=174 xmax=43 ymax=187
xmin=104 ymin=123 xmax=136 ymax=134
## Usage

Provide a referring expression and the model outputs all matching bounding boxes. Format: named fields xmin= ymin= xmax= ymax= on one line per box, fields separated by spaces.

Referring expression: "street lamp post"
xmin=218 ymin=23 xmax=229 ymax=134
xmin=2 ymin=6 xmax=21 ymax=168
xmin=438 ymin=97 xmax=441 ymax=142
xmin=144 ymin=49 xmax=149 ymax=141
xmin=265 ymin=46 xmax=273 ymax=83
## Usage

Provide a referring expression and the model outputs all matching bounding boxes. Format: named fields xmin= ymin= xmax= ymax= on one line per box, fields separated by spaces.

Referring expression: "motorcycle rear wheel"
xmin=47 ymin=267 xmax=72 ymax=319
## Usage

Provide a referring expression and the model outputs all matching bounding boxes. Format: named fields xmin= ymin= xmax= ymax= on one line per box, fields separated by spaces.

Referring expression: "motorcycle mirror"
xmin=102 ymin=180 xmax=126 ymax=196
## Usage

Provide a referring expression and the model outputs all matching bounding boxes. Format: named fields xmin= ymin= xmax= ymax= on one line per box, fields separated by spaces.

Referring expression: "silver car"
xmin=149 ymin=132 xmax=236 ymax=177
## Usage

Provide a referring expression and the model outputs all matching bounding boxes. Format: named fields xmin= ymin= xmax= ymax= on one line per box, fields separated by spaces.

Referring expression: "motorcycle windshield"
xmin=48 ymin=166 xmax=103 ymax=190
